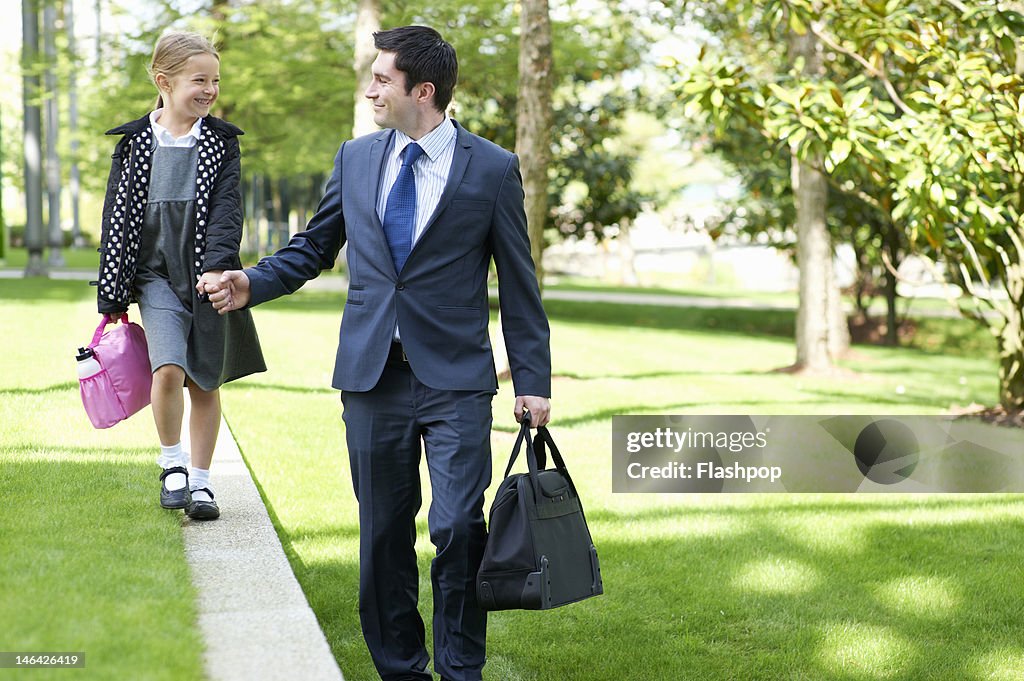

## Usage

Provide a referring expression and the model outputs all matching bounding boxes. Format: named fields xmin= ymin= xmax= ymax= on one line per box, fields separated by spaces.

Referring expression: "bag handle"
xmin=89 ymin=313 xmax=130 ymax=348
xmin=502 ymin=415 xmax=592 ymax=520
xmin=502 ymin=410 xmax=547 ymax=497
xmin=503 ymin=410 xmax=537 ymax=480
xmin=533 ymin=425 xmax=580 ymax=499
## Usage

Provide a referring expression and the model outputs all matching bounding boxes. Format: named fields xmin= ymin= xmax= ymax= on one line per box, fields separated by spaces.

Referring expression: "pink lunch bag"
xmin=78 ymin=313 xmax=153 ymax=429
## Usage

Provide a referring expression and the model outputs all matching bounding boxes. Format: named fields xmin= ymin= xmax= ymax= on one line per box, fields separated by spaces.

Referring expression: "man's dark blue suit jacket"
xmin=245 ymin=120 xmax=552 ymax=398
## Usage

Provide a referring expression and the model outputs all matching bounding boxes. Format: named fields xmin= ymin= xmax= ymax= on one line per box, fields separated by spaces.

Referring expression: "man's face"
xmin=364 ymin=51 xmax=416 ymax=132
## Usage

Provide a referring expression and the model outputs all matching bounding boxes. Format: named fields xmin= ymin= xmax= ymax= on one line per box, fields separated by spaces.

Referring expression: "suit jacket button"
xmin=396 ymin=283 xmax=405 ymax=290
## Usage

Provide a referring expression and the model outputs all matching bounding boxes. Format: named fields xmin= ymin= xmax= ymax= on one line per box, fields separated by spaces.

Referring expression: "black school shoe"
xmin=185 ymin=488 xmax=220 ymax=520
xmin=159 ymin=466 xmax=191 ymax=509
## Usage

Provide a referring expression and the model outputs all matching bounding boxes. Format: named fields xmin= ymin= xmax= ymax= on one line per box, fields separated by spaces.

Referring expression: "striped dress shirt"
xmin=376 ymin=118 xmax=459 ymax=246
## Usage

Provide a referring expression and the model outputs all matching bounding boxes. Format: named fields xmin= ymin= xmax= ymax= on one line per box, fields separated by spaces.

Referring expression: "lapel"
xmin=367 ymin=130 xmax=393 ymax=230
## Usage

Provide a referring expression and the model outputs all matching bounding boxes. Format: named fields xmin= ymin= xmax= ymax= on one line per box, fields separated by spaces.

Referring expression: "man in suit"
xmin=204 ymin=25 xmax=551 ymax=681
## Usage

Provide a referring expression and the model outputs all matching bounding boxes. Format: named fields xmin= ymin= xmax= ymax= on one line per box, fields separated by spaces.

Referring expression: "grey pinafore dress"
xmin=134 ymin=143 xmax=265 ymax=391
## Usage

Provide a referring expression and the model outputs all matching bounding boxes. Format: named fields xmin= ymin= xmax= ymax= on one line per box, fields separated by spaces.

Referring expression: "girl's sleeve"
xmin=96 ymin=140 xmax=129 ymax=314
xmin=202 ymin=136 xmax=244 ymax=272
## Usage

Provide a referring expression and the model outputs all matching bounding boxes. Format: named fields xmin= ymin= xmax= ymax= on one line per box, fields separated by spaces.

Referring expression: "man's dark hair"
xmin=373 ymin=25 xmax=458 ymax=113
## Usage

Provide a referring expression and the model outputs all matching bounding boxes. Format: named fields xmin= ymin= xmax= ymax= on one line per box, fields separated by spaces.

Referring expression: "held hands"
xmin=196 ymin=271 xmax=223 ymax=297
xmin=515 ymin=396 xmax=551 ymax=427
xmin=196 ymin=270 xmax=252 ymax=315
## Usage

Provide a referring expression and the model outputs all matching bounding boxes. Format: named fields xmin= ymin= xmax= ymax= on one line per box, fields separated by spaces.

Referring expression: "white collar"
xmin=393 ymin=117 xmax=456 ymax=163
xmin=149 ymin=109 xmax=204 ymax=147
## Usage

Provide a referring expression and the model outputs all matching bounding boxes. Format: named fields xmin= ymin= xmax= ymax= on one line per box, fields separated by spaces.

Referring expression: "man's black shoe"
xmin=185 ymin=488 xmax=220 ymax=520
xmin=159 ymin=466 xmax=190 ymax=509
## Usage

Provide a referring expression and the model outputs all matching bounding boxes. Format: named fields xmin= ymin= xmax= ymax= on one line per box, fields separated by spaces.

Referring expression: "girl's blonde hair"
xmin=149 ymin=32 xmax=220 ymax=109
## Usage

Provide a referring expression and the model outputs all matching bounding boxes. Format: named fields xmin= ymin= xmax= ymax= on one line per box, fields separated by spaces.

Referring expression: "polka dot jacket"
xmin=94 ymin=114 xmax=245 ymax=314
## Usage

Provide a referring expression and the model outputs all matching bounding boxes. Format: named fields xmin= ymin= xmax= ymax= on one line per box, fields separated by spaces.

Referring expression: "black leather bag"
xmin=476 ymin=417 xmax=603 ymax=611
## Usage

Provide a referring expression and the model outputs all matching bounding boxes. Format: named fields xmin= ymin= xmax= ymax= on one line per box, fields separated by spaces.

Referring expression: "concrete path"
xmin=182 ymin=413 xmax=345 ymax=681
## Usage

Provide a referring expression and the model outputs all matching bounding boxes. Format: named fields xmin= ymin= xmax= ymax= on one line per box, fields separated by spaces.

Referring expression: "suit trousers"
xmin=342 ymin=359 xmax=494 ymax=681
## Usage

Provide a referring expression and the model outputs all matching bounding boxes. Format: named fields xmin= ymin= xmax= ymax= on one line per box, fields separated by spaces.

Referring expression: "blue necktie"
xmin=383 ymin=142 xmax=425 ymax=273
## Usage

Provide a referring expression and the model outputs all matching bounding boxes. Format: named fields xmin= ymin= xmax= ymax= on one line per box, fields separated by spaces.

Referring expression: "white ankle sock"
xmin=190 ymin=467 xmax=213 ymax=502
xmin=158 ymin=443 xmax=188 ymax=491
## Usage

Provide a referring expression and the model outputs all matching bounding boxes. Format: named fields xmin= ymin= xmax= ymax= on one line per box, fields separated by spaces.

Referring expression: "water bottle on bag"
xmin=76 ymin=347 xmax=102 ymax=379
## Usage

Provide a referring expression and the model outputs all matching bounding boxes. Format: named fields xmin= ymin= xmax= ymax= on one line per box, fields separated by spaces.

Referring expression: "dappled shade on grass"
xmin=220 ymin=284 xmax=1015 ymax=680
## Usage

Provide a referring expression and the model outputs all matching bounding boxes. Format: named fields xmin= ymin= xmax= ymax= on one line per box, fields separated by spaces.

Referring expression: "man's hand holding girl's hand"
xmin=196 ymin=271 xmax=223 ymax=297
xmin=196 ymin=270 xmax=252 ymax=315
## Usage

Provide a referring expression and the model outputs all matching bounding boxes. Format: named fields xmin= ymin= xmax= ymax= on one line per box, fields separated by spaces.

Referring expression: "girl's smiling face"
xmin=158 ymin=53 xmax=220 ymax=119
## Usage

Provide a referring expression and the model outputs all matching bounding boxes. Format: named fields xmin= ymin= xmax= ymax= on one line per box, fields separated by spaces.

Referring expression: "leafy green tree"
xmin=547 ymin=89 xmax=645 ymax=244
xmin=672 ymin=0 xmax=1024 ymax=410
xmin=78 ymin=0 xmax=352 ymax=189
xmin=389 ymin=0 xmax=646 ymax=249
xmin=73 ymin=0 xmax=645 ymax=261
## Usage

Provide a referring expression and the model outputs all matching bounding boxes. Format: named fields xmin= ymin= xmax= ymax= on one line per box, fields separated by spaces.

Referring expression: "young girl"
xmin=95 ymin=32 xmax=264 ymax=520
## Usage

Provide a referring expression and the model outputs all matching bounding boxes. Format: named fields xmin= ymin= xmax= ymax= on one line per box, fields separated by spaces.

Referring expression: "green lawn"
xmin=218 ymin=286 xmax=1023 ymax=681
xmin=0 ymin=246 xmax=101 ymax=270
xmin=0 ymin=279 xmax=204 ymax=681
xmin=3 ymin=277 xmax=1020 ymax=681
xmin=0 ymin=245 xmax=977 ymax=321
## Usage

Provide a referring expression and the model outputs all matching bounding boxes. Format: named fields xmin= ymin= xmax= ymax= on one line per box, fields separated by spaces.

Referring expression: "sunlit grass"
xmin=733 ymin=557 xmax=821 ymax=594
xmin=220 ymin=285 xmax=1024 ymax=680
xmin=874 ymin=576 xmax=961 ymax=619
xmin=972 ymin=648 xmax=1024 ymax=681
xmin=0 ymin=279 xmax=205 ymax=681
xmin=817 ymin=621 xmax=918 ymax=679
xmin=4 ymin=278 xmax=1019 ymax=680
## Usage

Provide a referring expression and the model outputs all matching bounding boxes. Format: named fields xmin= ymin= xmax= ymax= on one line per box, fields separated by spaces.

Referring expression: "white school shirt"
xmin=149 ymin=109 xmax=203 ymax=148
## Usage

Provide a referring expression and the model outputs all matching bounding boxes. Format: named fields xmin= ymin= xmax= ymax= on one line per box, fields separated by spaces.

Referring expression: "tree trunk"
xmin=793 ymin=158 xmax=833 ymax=370
xmin=998 ymin=314 xmax=1024 ymax=412
xmin=619 ymin=217 xmax=638 ymax=285
xmin=263 ymin=175 xmax=279 ymax=250
xmin=250 ymin=174 xmax=264 ymax=256
xmin=353 ymin=0 xmax=380 ymax=138
xmin=996 ymin=29 xmax=1024 ymax=411
xmin=827 ymin=260 xmax=850 ymax=358
xmin=43 ymin=0 xmax=64 ymax=267
xmin=492 ymin=0 xmax=553 ymax=383
xmin=278 ymin=177 xmax=292 ymax=236
xmin=515 ymin=0 xmax=553 ymax=292
xmin=22 ymin=0 xmax=46 ymax=276
xmin=999 ymin=256 xmax=1024 ymax=411
xmin=94 ymin=0 xmax=101 ymax=67
xmin=0 ymin=99 xmax=5 ymax=261
xmin=883 ymin=222 xmax=900 ymax=346
xmin=789 ymin=27 xmax=834 ymax=372
xmin=67 ymin=0 xmax=85 ymax=248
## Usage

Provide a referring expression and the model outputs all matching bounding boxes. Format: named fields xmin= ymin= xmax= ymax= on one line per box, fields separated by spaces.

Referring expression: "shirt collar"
xmin=149 ymin=109 xmax=204 ymax=145
xmin=393 ymin=117 xmax=456 ymax=163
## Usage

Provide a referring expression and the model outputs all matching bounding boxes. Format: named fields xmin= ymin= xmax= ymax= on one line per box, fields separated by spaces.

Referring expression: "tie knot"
xmin=401 ymin=142 xmax=425 ymax=167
